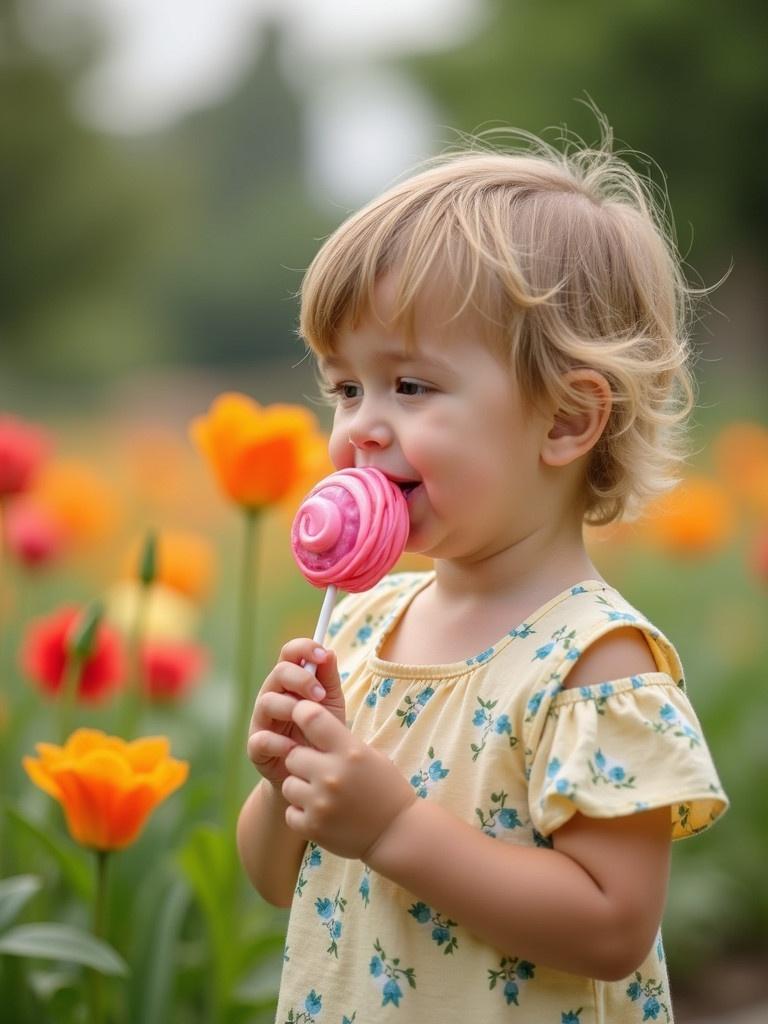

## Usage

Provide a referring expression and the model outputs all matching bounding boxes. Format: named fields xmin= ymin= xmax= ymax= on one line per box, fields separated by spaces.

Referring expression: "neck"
xmin=431 ymin=513 xmax=603 ymax=607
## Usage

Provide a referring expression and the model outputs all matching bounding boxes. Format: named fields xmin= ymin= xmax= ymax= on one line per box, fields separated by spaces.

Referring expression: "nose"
xmin=346 ymin=400 xmax=394 ymax=452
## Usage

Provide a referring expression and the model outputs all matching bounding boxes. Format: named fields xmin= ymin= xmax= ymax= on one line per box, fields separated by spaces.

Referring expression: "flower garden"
xmin=0 ymin=397 xmax=766 ymax=1023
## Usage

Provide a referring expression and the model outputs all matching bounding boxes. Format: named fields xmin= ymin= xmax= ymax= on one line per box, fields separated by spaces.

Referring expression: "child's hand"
xmin=247 ymin=639 xmax=345 ymax=789
xmin=281 ymin=699 xmax=417 ymax=861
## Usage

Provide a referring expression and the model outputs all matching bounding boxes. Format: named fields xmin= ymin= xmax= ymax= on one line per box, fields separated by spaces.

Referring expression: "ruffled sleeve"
xmin=525 ymin=673 xmax=729 ymax=840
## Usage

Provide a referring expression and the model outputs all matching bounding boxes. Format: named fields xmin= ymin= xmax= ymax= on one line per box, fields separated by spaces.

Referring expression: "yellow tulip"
xmin=23 ymin=728 xmax=188 ymax=851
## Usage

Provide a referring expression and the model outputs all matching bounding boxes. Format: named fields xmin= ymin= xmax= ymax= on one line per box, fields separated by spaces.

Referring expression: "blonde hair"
xmin=299 ymin=127 xmax=700 ymax=526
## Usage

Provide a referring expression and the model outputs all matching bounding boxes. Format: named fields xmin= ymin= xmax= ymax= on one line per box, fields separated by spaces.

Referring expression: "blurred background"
xmin=1 ymin=1 xmax=767 ymax=1022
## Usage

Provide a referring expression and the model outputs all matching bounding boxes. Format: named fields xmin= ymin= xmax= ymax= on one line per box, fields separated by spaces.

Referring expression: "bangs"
xmin=298 ymin=158 xmax=555 ymax=356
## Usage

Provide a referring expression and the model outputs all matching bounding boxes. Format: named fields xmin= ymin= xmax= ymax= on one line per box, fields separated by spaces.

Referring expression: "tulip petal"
xmin=125 ymin=736 xmax=170 ymax=772
xmin=22 ymin=756 xmax=62 ymax=800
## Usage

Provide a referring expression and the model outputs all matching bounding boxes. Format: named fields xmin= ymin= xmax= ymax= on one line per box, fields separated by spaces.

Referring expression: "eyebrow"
xmin=319 ymin=350 xmax=454 ymax=374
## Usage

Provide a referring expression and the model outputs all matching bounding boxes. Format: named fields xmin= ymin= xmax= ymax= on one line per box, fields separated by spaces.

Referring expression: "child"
xmin=237 ymin=128 xmax=728 ymax=1023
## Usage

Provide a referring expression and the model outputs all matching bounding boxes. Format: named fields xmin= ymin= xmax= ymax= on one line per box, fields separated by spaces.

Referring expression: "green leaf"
xmin=4 ymin=803 xmax=94 ymax=901
xmin=176 ymin=824 xmax=237 ymax=1009
xmin=131 ymin=875 xmax=191 ymax=1024
xmin=0 ymin=923 xmax=128 ymax=976
xmin=0 ymin=875 xmax=43 ymax=932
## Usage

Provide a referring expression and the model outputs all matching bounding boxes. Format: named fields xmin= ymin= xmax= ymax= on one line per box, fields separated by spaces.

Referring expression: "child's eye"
xmin=320 ymin=381 xmax=362 ymax=403
xmin=397 ymin=379 xmax=431 ymax=397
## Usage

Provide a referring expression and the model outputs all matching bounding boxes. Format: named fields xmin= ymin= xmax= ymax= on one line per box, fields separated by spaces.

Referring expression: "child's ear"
xmin=540 ymin=370 xmax=612 ymax=468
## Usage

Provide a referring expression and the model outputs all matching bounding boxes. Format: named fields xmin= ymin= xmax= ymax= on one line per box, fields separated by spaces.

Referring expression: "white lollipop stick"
xmin=303 ymin=584 xmax=338 ymax=678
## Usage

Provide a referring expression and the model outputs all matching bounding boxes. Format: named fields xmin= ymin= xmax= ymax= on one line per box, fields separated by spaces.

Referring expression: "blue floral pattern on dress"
xmin=475 ymin=789 xmax=523 ymax=837
xmin=283 ymin=989 xmax=322 ymax=1023
xmin=471 ymin=696 xmax=519 ymax=760
xmin=532 ymin=624 xmax=578 ymax=662
xmin=351 ymin=613 xmax=387 ymax=648
xmin=589 ymin=748 xmax=636 ymax=789
xmin=366 ymin=676 xmax=394 ymax=708
xmin=369 ymin=939 xmax=416 ymax=1007
xmin=648 ymin=704 xmax=701 ymax=747
xmin=596 ymin=594 xmax=639 ymax=624
xmin=410 ymin=746 xmax=450 ymax=797
xmin=541 ymin=757 xmax=577 ymax=804
xmin=488 ymin=956 xmax=536 ymax=1006
xmin=295 ymin=842 xmax=322 ymax=898
xmin=315 ymin=889 xmax=347 ymax=957
xmin=562 ymin=1011 xmax=583 ymax=1024
xmin=359 ymin=866 xmax=371 ymax=907
xmin=626 ymin=972 xmax=671 ymax=1021
xmin=396 ymin=686 xmax=435 ymax=728
xmin=509 ymin=622 xmax=536 ymax=640
xmin=408 ymin=902 xmax=459 ymax=953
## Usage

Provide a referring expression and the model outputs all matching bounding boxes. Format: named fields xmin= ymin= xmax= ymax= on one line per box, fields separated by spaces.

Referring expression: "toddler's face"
xmin=319 ymin=275 xmax=554 ymax=562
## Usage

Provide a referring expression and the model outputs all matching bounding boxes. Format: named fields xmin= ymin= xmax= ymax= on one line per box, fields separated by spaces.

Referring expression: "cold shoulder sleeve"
xmin=525 ymin=673 xmax=729 ymax=840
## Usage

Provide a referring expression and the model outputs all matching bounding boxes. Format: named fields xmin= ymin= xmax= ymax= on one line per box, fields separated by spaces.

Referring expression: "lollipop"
xmin=291 ymin=467 xmax=410 ymax=673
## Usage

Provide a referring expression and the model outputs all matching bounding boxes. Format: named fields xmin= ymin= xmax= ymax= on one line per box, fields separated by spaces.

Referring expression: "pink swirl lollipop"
xmin=291 ymin=468 xmax=410 ymax=674
xmin=291 ymin=467 xmax=409 ymax=592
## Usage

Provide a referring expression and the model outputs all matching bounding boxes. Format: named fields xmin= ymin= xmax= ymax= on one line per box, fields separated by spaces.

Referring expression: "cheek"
xmin=328 ymin=423 xmax=354 ymax=470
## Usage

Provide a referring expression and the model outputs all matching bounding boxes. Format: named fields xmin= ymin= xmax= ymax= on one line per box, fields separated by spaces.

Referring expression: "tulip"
xmin=5 ymin=496 xmax=65 ymax=569
xmin=0 ymin=414 xmax=49 ymax=497
xmin=33 ymin=458 xmax=119 ymax=547
xmin=121 ymin=529 xmax=215 ymax=603
xmin=189 ymin=392 xmax=322 ymax=509
xmin=190 ymin=394 xmax=323 ymax=834
xmin=21 ymin=605 xmax=125 ymax=703
xmin=23 ymin=727 xmax=188 ymax=850
xmin=141 ymin=640 xmax=207 ymax=700
xmin=637 ymin=476 xmax=736 ymax=555
xmin=713 ymin=422 xmax=768 ymax=518
xmin=105 ymin=580 xmax=200 ymax=641
xmin=23 ymin=728 xmax=188 ymax=1024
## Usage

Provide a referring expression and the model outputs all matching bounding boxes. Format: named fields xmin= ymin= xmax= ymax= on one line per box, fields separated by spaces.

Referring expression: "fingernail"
xmin=312 ymin=684 xmax=325 ymax=700
xmin=313 ymin=646 xmax=326 ymax=660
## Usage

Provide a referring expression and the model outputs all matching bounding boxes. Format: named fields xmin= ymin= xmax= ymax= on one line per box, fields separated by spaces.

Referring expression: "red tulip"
xmin=140 ymin=641 xmax=207 ymax=700
xmin=21 ymin=606 xmax=125 ymax=702
xmin=0 ymin=415 xmax=49 ymax=497
xmin=5 ymin=498 xmax=64 ymax=568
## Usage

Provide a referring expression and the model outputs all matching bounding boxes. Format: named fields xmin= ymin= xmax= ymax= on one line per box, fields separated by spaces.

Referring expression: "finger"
xmin=281 ymin=773 xmax=312 ymax=807
xmin=247 ymin=730 xmax=296 ymax=763
xmin=291 ymin=699 xmax=350 ymax=753
xmin=285 ymin=803 xmax=309 ymax=837
xmin=311 ymin=647 xmax=342 ymax=695
xmin=279 ymin=637 xmax=331 ymax=668
xmin=258 ymin=691 xmax=299 ymax=723
xmin=284 ymin=742 xmax=327 ymax=780
xmin=269 ymin=662 xmax=327 ymax=701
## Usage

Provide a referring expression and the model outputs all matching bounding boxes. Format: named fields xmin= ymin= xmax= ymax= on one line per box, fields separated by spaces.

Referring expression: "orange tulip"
xmin=122 ymin=529 xmax=215 ymax=603
xmin=33 ymin=459 xmax=120 ymax=546
xmin=637 ymin=475 xmax=736 ymax=555
xmin=23 ymin=728 xmax=188 ymax=851
xmin=713 ymin=421 xmax=768 ymax=517
xmin=190 ymin=393 xmax=323 ymax=508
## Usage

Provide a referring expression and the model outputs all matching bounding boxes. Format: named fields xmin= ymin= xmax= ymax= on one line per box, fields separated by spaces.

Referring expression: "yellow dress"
xmin=274 ymin=573 xmax=728 ymax=1024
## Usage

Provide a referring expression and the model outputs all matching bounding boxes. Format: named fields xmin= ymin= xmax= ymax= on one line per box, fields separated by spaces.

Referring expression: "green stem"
xmin=88 ymin=850 xmax=110 ymax=1024
xmin=224 ymin=507 xmax=260 ymax=838
xmin=120 ymin=582 xmax=150 ymax=738
xmin=58 ymin=654 xmax=82 ymax=743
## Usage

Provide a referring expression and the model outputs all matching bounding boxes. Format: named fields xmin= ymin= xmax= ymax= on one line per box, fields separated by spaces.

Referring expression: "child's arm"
xmin=236 ymin=638 xmax=345 ymax=907
xmin=281 ymin=628 xmax=672 ymax=978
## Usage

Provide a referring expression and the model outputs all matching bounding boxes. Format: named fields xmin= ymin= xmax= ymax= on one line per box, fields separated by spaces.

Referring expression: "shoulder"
xmin=561 ymin=625 xmax=659 ymax=690
xmin=326 ymin=571 xmax=432 ymax=651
